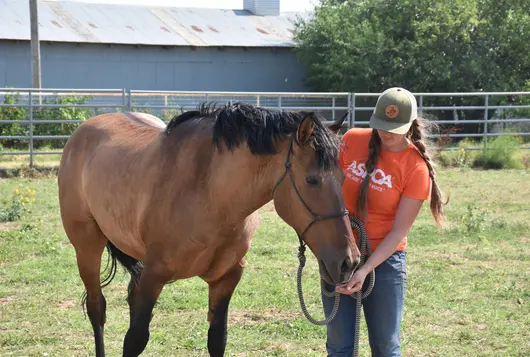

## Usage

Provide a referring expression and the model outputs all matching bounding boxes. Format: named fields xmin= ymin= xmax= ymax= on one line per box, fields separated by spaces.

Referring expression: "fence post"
xmin=332 ymin=96 xmax=336 ymax=120
xmin=122 ymin=88 xmax=127 ymax=112
xmin=419 ymin=95 xmax=424 ymax=113
xmin=350 ymin=93 xmax=356 ymax=128
xmin=127 ymin=89 xmax=132 ymax=111
xmin=346 ymin=93 xmax=351 ymax=129
xmin=483 ymin=95 xmax=489 ymax=161
xmin=278 ymin=95 xmax=282 ymax=109
xmin=29 ymin=90 xmax=34 ymax=169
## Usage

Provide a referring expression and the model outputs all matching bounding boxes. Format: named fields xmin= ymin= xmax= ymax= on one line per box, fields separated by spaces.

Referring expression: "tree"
xmin=292 ymin=0 xmax=530 ymax=136
xmin=293 ymin=0 xmax=530 ymax=93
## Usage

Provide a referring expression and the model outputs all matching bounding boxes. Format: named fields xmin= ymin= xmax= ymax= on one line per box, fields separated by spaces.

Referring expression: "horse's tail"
xmin=102 ymin=241 xmax=144 ymax=288
xmin=80 ymin=241 xmax=144 ymax=313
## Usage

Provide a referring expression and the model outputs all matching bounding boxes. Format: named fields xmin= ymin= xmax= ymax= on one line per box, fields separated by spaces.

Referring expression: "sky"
xmin=68 ymin=0 xmax=318 ymax=12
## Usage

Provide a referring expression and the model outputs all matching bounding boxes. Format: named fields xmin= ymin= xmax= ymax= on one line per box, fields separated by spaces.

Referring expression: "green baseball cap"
xmin=369 ymin=87 xmax=418 ymax=134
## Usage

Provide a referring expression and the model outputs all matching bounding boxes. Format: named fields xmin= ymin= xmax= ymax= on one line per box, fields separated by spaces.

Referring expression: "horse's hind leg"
xmin=66 ymin=220 xmax=109 ymax=357
xmin=103 ymin=241 xmax=144 ymax=323
xmin=127 ymin=273 xmax=141 ymax=322
xmin=206 ymin=260 xmax=245 ymax=357
xmin=122 ymin=259 xmax=171 ymax=357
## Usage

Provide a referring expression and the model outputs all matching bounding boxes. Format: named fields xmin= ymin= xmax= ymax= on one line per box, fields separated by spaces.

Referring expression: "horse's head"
xmin=272 ymin=112 xmax=360 ymax=286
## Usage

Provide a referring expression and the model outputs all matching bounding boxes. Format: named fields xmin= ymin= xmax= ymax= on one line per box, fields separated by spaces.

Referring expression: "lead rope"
xmin=296 ymin=216 xmax=375 ymax=357
xmin=349 ymin=216 xmax=375 ymax=357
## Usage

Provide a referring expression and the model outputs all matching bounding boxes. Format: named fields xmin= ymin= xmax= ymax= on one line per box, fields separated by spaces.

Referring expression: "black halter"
xmin=272 ymin=136 xmax=349 ymax=252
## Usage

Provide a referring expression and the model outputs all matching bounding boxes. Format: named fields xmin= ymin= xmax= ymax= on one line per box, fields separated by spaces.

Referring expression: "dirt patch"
xmin=230 ymin=309 xmax=298 ymax=326
xmin=58 ymin=300 xmax=76 ymax=310
xmin=0 ymin=297 xmax=14 ymax=305
xmin=520 ymin=237 xmax=530 ymax=243
xmin=0 ymin=222 xmax=20 ymax=231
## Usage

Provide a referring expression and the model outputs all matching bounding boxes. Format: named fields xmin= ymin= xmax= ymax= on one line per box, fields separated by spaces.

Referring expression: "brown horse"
xmin=57 ymin=102 xmax=360 ymax=357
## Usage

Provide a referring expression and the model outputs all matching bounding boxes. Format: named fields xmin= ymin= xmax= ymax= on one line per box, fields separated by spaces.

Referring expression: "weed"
xmin=0 ymin=184 xmax=36 ymax=222
xmin=460 ymin=203 xmax=488 ymax=235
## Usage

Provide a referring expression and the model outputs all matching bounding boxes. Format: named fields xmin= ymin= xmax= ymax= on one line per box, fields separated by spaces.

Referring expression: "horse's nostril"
xmin=354 ymin=256 xmax=361 ymax=270
xmin=340 ymin=257 xmax=353 ymax=274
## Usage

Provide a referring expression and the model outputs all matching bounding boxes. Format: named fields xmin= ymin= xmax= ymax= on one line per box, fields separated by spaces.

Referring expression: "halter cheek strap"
xmin=272 ymin=137 xmax=349 ymax=249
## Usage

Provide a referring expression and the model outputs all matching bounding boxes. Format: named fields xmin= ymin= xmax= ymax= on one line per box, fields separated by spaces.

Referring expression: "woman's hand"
xmin=335 ymin=266 xmax=370 ymax=295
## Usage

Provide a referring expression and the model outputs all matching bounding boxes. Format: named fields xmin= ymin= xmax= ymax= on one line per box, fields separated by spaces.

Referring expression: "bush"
xmin=436 ymin=138 xmax=481 ymax=168
xmin=0 ymin=92 xmax=94 ymax=150
xmin=32 ymin=95 xmax=95 ymax=149
xmin=436 ymin=135 xmax=526 ymax=169
xmin=0 ymin=93 xmax=28 ymax=149
xmin=477 ymin=135 xmax=525 ymax=169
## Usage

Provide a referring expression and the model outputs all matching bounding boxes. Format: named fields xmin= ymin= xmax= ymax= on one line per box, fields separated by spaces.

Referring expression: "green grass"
xmin=1 ymin=168 xmax=529 ymax=356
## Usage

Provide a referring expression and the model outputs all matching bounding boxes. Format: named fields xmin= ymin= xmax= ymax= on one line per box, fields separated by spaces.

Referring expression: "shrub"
xmin=0 ymin=93 xmax=28 ymax=149
xmin=0 ymin=92 xmax=94 ymax=150
xmin=33 ymin=95 xmax=95 ymax=149
xmin=436 ymin=138 xmax=481 ymax=168
xmin=436 ymin=135 xmax=526 ymax=169
xmin=477 ymin=135 xmax=525 ymax=169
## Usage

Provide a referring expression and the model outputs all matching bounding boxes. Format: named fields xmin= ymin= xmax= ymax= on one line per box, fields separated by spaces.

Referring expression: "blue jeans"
xmin=321 ymin=251 xmax=407 ymax=357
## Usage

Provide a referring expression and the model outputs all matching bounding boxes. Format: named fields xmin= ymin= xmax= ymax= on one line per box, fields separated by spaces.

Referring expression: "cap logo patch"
xmin=385 ymin=105 xmax=399 ymax=119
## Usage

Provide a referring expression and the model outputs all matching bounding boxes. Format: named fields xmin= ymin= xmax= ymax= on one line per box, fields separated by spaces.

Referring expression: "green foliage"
xmin=32 ymin=95 xmax=95 ymax=149
xmin=293 ymin=0 xmax=530 ymax=93
xmin=436 ymin=138 xmax=481 ymax=168
xmin=0 ymin=184 xmax=36 ymax=222
xmin=0 ymin=93 xmax=27 ymax=149
xmin=293 ymin=0 xmax=530 ymax=137
xmin=436 ymin=135 xmax=527 ymax=169
xmin=0 ymin=93 xmax=94 ymax=150
xmin=478 ymin=134 xmax=526 ymax=169
xmin=460 ymin=203 xmax=488 ymax=235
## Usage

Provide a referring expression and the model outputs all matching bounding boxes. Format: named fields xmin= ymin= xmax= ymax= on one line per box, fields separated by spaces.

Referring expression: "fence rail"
xmin=1 ymin=88 xmax=529 ymax=168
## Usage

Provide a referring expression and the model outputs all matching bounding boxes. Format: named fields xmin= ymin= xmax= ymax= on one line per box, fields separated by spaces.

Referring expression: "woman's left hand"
xmin=335 ymin=267 xmax=370 ymax=295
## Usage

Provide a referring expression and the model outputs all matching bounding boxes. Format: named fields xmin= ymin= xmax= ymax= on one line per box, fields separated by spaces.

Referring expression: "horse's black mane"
xmin=165 ymin=101 xmax=340 ymax=171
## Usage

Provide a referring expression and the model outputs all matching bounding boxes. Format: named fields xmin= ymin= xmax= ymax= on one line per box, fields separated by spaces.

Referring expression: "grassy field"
xmin=0 ymin=168 xmax=529 ymax=356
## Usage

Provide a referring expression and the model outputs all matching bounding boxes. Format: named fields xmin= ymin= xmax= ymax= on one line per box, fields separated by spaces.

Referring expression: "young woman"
xmin=322 ymin=87 xmax=446 ymax=357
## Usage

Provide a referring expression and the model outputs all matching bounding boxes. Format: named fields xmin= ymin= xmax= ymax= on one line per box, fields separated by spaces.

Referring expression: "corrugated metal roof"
xmin=0 ymin=0 xmax=304 ymax=47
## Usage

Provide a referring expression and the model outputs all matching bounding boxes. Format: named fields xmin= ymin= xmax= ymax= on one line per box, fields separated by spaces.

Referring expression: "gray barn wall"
xmin=0 ymin=40 xmax=307 ymax=92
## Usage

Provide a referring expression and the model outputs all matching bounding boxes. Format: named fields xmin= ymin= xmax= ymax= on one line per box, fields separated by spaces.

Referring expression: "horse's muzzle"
xmin=319 ymin=255 xmax=358 ymax=285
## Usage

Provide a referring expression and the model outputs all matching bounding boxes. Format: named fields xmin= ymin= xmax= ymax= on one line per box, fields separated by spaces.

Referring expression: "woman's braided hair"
xmin=356 ymin=116 xmax=447 ymax=226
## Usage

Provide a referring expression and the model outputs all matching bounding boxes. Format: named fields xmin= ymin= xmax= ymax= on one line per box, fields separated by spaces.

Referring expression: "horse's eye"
xmin=306 ymin=176 xmax=320 ymax=187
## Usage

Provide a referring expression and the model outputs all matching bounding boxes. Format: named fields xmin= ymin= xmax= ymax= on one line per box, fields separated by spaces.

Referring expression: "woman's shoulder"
xmin=341 ymin=127 xmax=372 ymax=146
xmin=402 ymin=144 xmax=430 ymax=179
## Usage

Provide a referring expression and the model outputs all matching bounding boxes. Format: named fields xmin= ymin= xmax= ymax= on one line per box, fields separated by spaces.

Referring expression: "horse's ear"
xmin=327 ymin=112 xmax=349 ymax=135
xmin=296 ymin=113 xmax=314 ymax=146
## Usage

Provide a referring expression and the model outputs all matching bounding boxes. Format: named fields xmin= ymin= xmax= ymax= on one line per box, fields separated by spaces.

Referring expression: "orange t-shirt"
xmin=340 ymin=128 xmax=431 ymax=252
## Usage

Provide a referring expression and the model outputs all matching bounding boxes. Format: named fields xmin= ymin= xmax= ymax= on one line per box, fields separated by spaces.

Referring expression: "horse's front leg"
xmin=206 ymin=259 xmax=245 ymax=357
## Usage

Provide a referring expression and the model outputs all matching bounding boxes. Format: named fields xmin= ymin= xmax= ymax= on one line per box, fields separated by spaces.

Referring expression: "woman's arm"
xmin=336 ymin=196 xmax=424 ymax=294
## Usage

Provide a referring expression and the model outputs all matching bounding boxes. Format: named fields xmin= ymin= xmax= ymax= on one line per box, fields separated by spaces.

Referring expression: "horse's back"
xmin=60 ymin=112 xmax=163 ymax=176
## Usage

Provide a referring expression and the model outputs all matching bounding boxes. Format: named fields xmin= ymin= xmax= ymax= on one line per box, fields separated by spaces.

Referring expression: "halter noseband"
xmin=272 ymin=136 xmax=349 ymax=250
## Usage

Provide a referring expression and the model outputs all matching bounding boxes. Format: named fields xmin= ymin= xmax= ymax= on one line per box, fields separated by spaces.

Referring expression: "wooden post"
xmin=30 ymin=0 xmax=41 ymax=90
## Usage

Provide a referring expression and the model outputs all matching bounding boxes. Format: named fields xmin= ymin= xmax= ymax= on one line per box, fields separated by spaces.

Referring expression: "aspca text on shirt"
xmin=345 ymin=160 xmax=392 ymax=192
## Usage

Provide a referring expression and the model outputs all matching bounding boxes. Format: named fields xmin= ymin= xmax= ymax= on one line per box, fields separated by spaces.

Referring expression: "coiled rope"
xmin=296 ymin=216 xmax=375 ymax=357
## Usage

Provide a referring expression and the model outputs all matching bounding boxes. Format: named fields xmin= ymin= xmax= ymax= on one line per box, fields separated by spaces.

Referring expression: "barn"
xmin=0 ymin=0 xmax=309 ymax=92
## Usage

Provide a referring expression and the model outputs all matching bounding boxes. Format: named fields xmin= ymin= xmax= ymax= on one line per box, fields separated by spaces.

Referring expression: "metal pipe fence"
xmin=1 ymin=88 xmax=529 ymax=168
